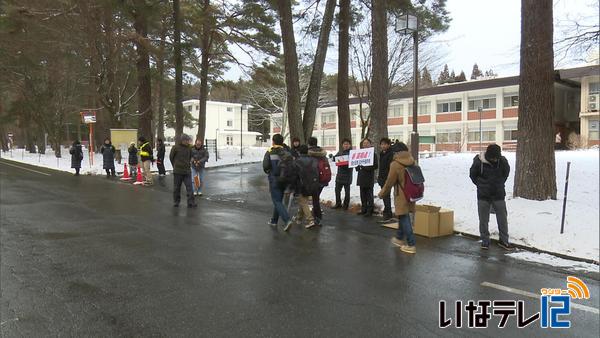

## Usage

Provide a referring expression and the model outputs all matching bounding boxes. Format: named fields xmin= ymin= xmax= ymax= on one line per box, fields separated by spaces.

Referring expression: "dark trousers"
xmin=335 ymin=182 xmax=350 ymax=208
xmin=359 ymin=186 xmax=374 ymax=213
xmin=173 ymin=173 xmax=194 ymax=205
xmin=379 ymin=183 xmax=393 ymax=218
xmin=74 ymin=168 xmax=80 ymax=176
xmin=157 ymin=158 xmax=166 ymax=175
xmin=105 ymin=168 xmax=115 ymax=177
xmin=312 ymin=186 xmax=324 ymax=223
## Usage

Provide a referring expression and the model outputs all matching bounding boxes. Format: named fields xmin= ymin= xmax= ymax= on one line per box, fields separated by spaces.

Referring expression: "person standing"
xmin=169 ymin=134 xmax=196 ymax=208
xmin=69 ymin=140 xmax=83 ymax=176
xmin=128 ymin=142 xmax=138 ymax=178
xmin=378 ymin=144 xmax=417 ymax=254
xmin=332 ymin=138 xmax=353 ymax=210
xmin=469 ymin=144 xmax=512 ymax=250
xmin=138 ymin=136 xmax=154 ymax=185
xmin=156 ymin=138 xmax=167 ymax=176
xmin=290 ymin=137 xmax=301 ymax=159
xmin=377 ymin=138 xmax=395 ymax=223
xmin=356 ymin=138 xmax=378 ymax=217
xmin=291 ymin=144 xmax=321 ymax=230
xmin=307 ymin=137 xmax=329 ymax=227
xmin=262 ymin=134 xmax=293 ymax=230
xmin=100 ymin=138 xmax=116 ymax=178
xmin=191 ymin=139 xmax=209 ymax=196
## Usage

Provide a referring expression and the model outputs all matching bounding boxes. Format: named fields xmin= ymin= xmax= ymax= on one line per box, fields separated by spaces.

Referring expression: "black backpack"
xmin=276 ymin=150 xmax=297 ymax=186
xmin=296 ymin=157 xmax=320 ymax=195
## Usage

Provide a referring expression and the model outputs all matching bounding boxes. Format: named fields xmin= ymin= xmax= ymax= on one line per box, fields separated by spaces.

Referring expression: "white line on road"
xmin=481 ymin=281 xmax=599 ymax=314
xmin=0 ymin=161 xmax=51 ymax=176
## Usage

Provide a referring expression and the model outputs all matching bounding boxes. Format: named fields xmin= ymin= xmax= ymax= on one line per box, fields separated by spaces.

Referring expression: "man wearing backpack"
xmin=378 ymin=143 xmax=417 ymax=254
xmin=378 ymin=137 xmax=395 ymax=223
xmin=469 ymin=144 xmax=512 ymax=250
xmin=262 ymin=134 xmax=294 ymax=230
xmin=308 ymin=137 xmax=329 ymax=227
xmin=291 ymin=145 xmax=320 ymax=229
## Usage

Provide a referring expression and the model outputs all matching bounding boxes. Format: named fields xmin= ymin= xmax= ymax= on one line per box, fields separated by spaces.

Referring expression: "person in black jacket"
xmin=356 ymin=138 xmax=378 ymax=216
xmin=169 ymin=134 xmax=196 ymax=208
xmin=377 ymin=137 xmax=395 ymax=222
xmin=332 ymin=138 xmax=353 ymax=210
xmin=469 ymin=144 xmax=512 ymax=250
xmin=100 ymin=138 xmax=116 ymax=178
xmin=127 ymin=142 xmax=138 ymax=177
xmin=69 ymin=140 xmax=83 ymax=176
xmin=156 ymin=138 xmax=166 ymax=176
xmin=191 ymin=139 xmax=209 ymax=196
xmin=290 ymin=137 xmax=301 ymax=159
xmin=290 ymin=144 xmax=320 ymax=230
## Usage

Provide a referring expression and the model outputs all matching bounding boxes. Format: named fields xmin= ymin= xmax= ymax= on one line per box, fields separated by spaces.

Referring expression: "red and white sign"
xmin=335 ymin=155 xmax=349 ymax=166
xmin=80 ymin=111 xmax=96 ymax=124
xmin=349 ymin=147 xmax=375 ymax=168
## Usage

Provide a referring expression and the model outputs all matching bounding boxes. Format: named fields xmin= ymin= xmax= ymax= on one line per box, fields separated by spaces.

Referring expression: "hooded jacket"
xmin=378 ymin=151 xmax=416 ymax=216
xmin=469 ymin=153 xmax=510 ymax=201
xmin=169 ymin=141 xmax=193 ymax=175
xmin=100 ymin=141 xmax=116 ymax=169
xmin=128 ymin=143 xmax=139 ymax=166
xmin=69 ymin=142 xmax=83 ymax=169
xmin=191 ymin=145 xmax=209 ymax=170
xmin=262 ymin=145 xmax=289 ymax=181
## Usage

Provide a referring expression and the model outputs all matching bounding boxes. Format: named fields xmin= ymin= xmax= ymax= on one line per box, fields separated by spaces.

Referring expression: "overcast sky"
xmin=221 ymin=0 xmax=598 ymax=81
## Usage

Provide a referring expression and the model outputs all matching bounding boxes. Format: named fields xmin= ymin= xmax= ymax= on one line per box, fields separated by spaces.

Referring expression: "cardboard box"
xmin=438 ymin=209 xmax=454 ymax=236
xmin=414 ymin=205 xmax=440 ymax=237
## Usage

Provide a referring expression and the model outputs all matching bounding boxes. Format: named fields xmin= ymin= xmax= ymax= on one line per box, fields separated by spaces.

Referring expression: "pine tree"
xmin=455 ymin=71 xmax=467 ymax=82
xmin=470 ymin=63 xmax=483 ymax=80
xmin=438 ymin=64 xmax=450 ymax=84
xmin=484 ymin=69 xmax=498 ymax=78
xmin=448 ymin=70 xmax=456 ymax=83
xmin=421 ymin=67 xmax=433 ymax=88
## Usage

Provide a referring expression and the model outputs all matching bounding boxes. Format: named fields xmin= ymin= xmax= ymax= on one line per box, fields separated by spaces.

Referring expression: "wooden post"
xmin=560 ymin=161 xmax=571 ymax=234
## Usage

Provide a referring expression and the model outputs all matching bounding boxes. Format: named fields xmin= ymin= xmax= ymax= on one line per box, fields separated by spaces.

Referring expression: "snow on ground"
xmin=1 ymin=145 xmax=266 ymax=176
xmin=506 ymin=252 xmax=599 ymax=273
xmin=322 ymin=150 xmax=600 ymax=262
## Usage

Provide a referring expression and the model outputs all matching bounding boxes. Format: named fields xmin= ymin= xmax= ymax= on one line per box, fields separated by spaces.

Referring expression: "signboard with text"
xmin=349 ymin=147 xmax=374 ymax=168
xmin=334 ymin=154 xmax=349 ymax=166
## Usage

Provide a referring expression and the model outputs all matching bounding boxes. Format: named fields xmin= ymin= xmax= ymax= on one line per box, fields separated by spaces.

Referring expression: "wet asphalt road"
xmin=1 ymin=158 xmax=599 ymax=337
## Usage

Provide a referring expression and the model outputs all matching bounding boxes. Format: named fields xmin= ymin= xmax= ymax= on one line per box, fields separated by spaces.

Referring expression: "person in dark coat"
xmin=332 ymin=138 xmax=353 ymax=210
xmin=69 ymin=140 xmax=83 ymax=176
xmin=469 ymin=144 xmax=512 ymax=250
xmin=128 ymin=142 xmax=138 ymax=177
xmin=290 ymin=137 xmax=301 ymax=159
xmin=356 ymin=138 xmax=378 ymax=216
xmin=262 ymin=134 xmax=293 ymax=229
xmin=290 ymin=144 xmax=319 ymax=230
xmin=169 ymin=134 xmax=196 ymax=208
xmin=377 ymin=137 xmax=395 ymax=222
xmin=100 ymin=137 xmax=116 ymax=178
xmin=191 ymin=139 xmax=209 ymax=196
xmin=156 ymin=138 xmax=166 ymax=176
xmin=307 ymin=137 xmax=328 ymax=227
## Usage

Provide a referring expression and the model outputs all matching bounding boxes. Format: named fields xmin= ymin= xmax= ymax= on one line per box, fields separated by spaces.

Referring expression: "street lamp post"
xmin=240 ymin=103 xmax=247 ymax=159
xmin=396 ymin=12 xmax=419 ymax=161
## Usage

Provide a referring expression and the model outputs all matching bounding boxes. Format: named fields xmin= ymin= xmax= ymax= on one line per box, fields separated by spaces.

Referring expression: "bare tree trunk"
xmin=514 ymin=0 xmax=557 ymax=200
xmin=133 ymin=0 xmax=153 ymax=143
xmin=276 ymin=0 xmax=304 ymax=144
xmin=369 ymin=0 xmax=388 ymax=148
xmin=302 ymin=0 xmax=336 ymax=141
xmin=173 ymin=0 xmax=183 ymax=142
xmin=337 ymin=0 xmax=351 ymax=148
xmin=196 ymin=0 xmax=210 ymax=143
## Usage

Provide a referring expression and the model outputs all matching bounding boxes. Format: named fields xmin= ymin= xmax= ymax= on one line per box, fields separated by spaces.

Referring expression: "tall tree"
xmin=368 ymin=0 xmax=389 ymax=146
xmin=455 ymin=70 xmax=467 ymax=82
xmin=438 ymin=64 xmax=450 ymax=84
xmin=173 ymin=0 xmax=183 ymax=142
xmin=302 ymin=0 xmax=336 ymax=142
xmin=470 ymin=63 xmax=482 ymax=80
xmin=514 ymin=0 xmax=556 ymax=200
xmin=337 ymin=0 xmax=352 ymax=148
xmin=276 ymin=0 xmax=304 ymax=143
xmin=420 ymin=67 xmax=433 ymax=88
xmin=131 ymin=0 xmax=153 ymax=142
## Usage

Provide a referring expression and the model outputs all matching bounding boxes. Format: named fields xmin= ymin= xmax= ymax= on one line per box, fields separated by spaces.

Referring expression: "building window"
xmin=468 ymin=130 xmax=496 ymax=142
xmin=504 ymin=129 xmax=518 ymax=141
xmin=590 ymin=82 xmax=600 ymax=94
xmin=227 ymin=120 xmax=233 ymax=127
xmin=322 ymin=113 xmax=336 ymax=124
xmin=323 ymin=135 xmax=336 ymax=147
xmin=388 ymin=105 xmax=403 ymax=117
xmin=590 ymin=120 xmax=599 ymax=141
xmin=187 ymin=105 xmax=192 ymax=112
xmin=503 ymin=95 xmax=519 ymax=107
xmin=436 ymin=101 xmax=462 ymax=114
xmin=468 ymin=97 xmax=496 ymax=111
xmin=436 ymin=130 xmax=462 ymax=143
xmin=227 ymin=107 xmax=233 ymax=112
xmin=226 ymin=135 xmax=233 ymax=145
xmin=408 ymin=102 xmax=431 ymax=115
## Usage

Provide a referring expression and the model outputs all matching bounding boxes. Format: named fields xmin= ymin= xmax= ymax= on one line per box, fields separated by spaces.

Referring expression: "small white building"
xmin=164 ymin=100 xmax=262 ymax=147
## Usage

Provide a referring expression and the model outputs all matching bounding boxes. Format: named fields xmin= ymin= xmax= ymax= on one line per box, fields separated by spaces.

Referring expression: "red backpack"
xmin=317 ymin=157 xmax=332 ymax=185
xmin=402 ymin=165 xmax=425 ymax=202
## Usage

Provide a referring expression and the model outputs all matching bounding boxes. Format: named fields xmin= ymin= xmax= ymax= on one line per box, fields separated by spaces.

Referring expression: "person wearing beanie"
xmin=469 ymin=144 xmax=512 ymax=250
xmin=169 ymin=134 xmax=196 ymax=208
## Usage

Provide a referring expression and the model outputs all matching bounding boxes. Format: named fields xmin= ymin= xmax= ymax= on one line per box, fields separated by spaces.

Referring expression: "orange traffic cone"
xmin=120 ymin=163 xmax=131 ymax=180
xmin=133 ymin=166 xmax=144 ymax=185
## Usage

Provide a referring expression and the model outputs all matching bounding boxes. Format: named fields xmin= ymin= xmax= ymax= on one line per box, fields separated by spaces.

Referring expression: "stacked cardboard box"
xmin=381 ymin=204 xmax=454 ymax=238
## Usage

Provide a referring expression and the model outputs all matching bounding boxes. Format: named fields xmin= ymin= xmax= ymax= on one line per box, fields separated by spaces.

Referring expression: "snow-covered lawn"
xmin=322 ymin=150 xmax=600 ymax=262
xmin=1 ymin=146 xmax=266 ymax=176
